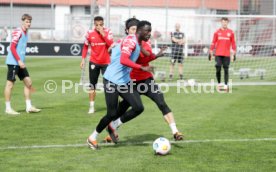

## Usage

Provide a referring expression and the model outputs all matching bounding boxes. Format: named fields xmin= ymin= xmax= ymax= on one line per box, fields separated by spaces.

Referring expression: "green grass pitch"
xmin=0 ymin=57 xmax=276 ymax=171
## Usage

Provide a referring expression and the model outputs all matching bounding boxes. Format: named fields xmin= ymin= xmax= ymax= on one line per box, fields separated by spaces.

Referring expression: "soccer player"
xmin=104 ymin=23 xmax=184 ymax=143
xmin=169 ymin=23 xmax=185 ymax=81
xmin=209 ymin=17 xmax=236 ymax=90
xmin=87 ymin=19 xmax=153 ymax=150
xmin=80 ymin=16 xmax=113 ymax=114
xmin=4 ymin=14 xmax=41 ymax=115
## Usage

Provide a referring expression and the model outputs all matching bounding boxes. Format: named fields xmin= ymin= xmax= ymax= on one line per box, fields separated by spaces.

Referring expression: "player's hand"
xmin=178 ymin=40 xmax=185 ymax=45
xmin=208 ymin=53 xmax=213 ymax=61
xmin=18 ymin=60 xmax=26 ymax=69
xmin=96 ymin=26 xmax=105 ymax=37
xmin=80 ymin=59 xmax=85 ymax=69
xmin=141 ymin=65 xmax=154 ymax=72
xmin=231 ymin=53 xmax=236 ymax=62
xmin=156 ymin=46 xmax=167 ymax=58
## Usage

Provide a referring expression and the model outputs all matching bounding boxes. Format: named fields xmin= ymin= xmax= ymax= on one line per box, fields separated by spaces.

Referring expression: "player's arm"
xmin=140 ymin=40 xmax=157 ymax=63
xmin=80 ymin=32 xmax=89 ymax=69
xmin=10 ymin=29 xmax=25 ymax=68
xmin=99 ymin=28 xmax=114 ymax=48
xmin=155 ymin=46 xmax=167 ymax=58
xmin=209 ymin=32 xmax=218 ymax=61
xmin=178 ymin=33 xmax=185 ymax=45
xmin=171 ymin=32 xmax=178 ymax=43
xmin=120 ymin=38 xmax=153 ymax=72
xmin=231 ymin=32 xmax=237 ymax=61
xmin=140 ymin=41 xmax=167 ymax=63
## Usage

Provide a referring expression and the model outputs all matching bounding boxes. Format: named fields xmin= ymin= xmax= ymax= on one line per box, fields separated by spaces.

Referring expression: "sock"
xmin=169 ymin=123 xmax=179 ymax=134
xmin=5 ymin=101 xmax=11 ymax=111
xmin=113 ymin=118 xmax=123 ymax=129
xmin=26 ymin=99 xmax=32 ymax=110
xmin=179 ymin=74 xmax=183 ymax=80
xmin=89 ymin=130 xmax=99 ymax=141
xmin=90 ymin=101 xmax=95 ymax=107
xmin=169 ymin=74 xmax=173 ymax=79
xmin=110 ymin=121 xmax=117 ymax=131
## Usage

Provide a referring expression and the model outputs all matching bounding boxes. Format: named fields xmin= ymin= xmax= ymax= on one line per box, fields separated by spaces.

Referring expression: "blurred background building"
xmin=0 ymin=0 xmax=275 ymax=43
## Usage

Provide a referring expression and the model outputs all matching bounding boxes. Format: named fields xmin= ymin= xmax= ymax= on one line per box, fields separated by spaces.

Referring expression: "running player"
xmin=87 ymin=19 xmax=153 ymax=150
xmin=4 ymin=14 xmax=41 ymax=115
xmin=209 ymin=17 xmax=236 ymax=90
xmin=104 ymin=23 xmax=184 ymax=143
xmin=80 ymin=16 xmax=113 ymax=114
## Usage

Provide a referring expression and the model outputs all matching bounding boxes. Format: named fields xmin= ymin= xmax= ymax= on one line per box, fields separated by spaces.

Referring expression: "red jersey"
xmin=82 ymin=28 xmax=113 ymax=64
xmin=130 ymin=40 xmax=156 ymax=81
xmin=210 ymin=28 xmax=236 ymax=57
xmin=10 ymin=27 xmax=27 ymax=61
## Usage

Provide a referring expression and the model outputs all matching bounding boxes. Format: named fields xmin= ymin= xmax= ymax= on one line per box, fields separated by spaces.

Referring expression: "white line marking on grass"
xmin=166 ymin=82 xmax=276 ymax=86
xmin=1 ymin=138 xmax=276 ymax=150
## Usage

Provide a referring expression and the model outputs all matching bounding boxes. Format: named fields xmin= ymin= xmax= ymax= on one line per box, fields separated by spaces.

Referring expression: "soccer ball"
xmin=152 ymin=137 xmax=171 ymax=155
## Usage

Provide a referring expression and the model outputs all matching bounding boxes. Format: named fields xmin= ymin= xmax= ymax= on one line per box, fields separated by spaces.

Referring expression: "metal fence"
xmin=0 ymin=0 xmax=276 ymax=43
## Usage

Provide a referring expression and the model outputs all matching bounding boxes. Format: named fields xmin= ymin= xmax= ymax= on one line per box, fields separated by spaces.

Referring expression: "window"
xmin=216 ymin=10 xmax=229 ymax=15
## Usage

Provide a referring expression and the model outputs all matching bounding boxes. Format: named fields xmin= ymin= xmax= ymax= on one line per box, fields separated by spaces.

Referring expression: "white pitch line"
xmin=1 ymin=138 xmax=276 ymax=150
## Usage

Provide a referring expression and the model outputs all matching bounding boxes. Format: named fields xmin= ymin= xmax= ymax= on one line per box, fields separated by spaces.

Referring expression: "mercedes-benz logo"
xmin=70 ymin=44 xmax=81 ymax=56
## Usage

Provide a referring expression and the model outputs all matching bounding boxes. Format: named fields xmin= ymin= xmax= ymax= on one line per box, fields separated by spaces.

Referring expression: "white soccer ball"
xmin=152 ymin=137 xmax=171 ymax=155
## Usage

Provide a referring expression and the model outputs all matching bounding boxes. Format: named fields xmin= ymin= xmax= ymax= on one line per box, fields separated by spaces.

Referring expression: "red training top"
xmin=120 ymin=34 xmax=142 ymax=70
xmin=82 ymin=28 xmax=113 ymax=65
xmin=210 ymin=28 xmax=236 ymax=57
xmin=10 ymin=27 xmax=27 ymax=61
xmin=130 ymin=40 xmax=156 ymax=81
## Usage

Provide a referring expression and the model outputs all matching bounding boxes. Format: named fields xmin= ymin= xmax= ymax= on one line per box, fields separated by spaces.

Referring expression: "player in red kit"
xmin=209 ymin=17 xmax=236 ymax=91
xmin=80 ymin=16 xmax=113 ymax=114
xmin=104 ymin=21 xmax=184 ymax=143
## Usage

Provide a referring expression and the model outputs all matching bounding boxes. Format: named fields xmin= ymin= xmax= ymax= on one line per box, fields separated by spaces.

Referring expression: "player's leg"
xmin=4 ymin=65 xmax=19 ymax=115
xmin=215 ymin=56 xmax=223 ymax=88
xmin=20 ymin=68 xmax=40 ymax=113
xmin=222 ymin=56 xmax=231 ymax=90
xmin=87 ymin=79 xmax=119 ymax=149
xmin=178 ymin=56 xmax=184 ymax=80
xmin=100 ymin=64 xmax=108 ymax=75
xmin=111 ymin=85 xmax=144 ymax=131
xmin=103 ymin=99 xmax=130 ymax=142
xmin=169 ymin=55 xmax=176 ymax=81
xmin=88 ymin=62 xmax=101 ymax=114
xmin=144 ymin=78 xmax=183 ymax=140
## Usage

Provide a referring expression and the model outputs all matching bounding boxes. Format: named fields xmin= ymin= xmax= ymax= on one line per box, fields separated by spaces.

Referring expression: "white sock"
xmin=113 ymin=118 xmax=123 ymax=129
xmin=26 ymin=99 xmax=32 ymax=110
xmin=169 ymin=123 xmax=179 ymax=134
xmin=110 ymin=121 xmax=117 ymax=131
xmin=90 ymin=101 xmax=95 ymax=107
xmin=5 ymin=101 xmax=11 ymax=111
xmin=89 ymin=130 xmax=99 ymax=141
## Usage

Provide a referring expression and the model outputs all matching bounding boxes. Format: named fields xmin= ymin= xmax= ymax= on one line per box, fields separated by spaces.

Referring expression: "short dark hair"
xmin=94 ymin=16 xmax=104 ymax=21
xmin=21 ymin=14 xmax=32 ymax=21
xmin=137 ymin=20 xmax=151 ymax=30
xmin=125 ymin=17 xmax=140 ymax=34
xmin=221 ymin=17 xmax=229 ymax=21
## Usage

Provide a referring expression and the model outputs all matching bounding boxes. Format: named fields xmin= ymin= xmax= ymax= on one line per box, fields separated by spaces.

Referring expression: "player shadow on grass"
xmin=93 ymin=107 xmax=106 ymax=113
xmin=16 ymin=106 xmax=52 ymax=113
xmin=109 ymin=133 xmax=162 ymax=148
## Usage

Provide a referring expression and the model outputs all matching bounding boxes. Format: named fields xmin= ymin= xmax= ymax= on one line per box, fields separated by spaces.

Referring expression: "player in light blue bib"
xmin=4 ymin=14 xmax=41 ymax=115
xmin=87 ymin=19 xmax=153 ymax=150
